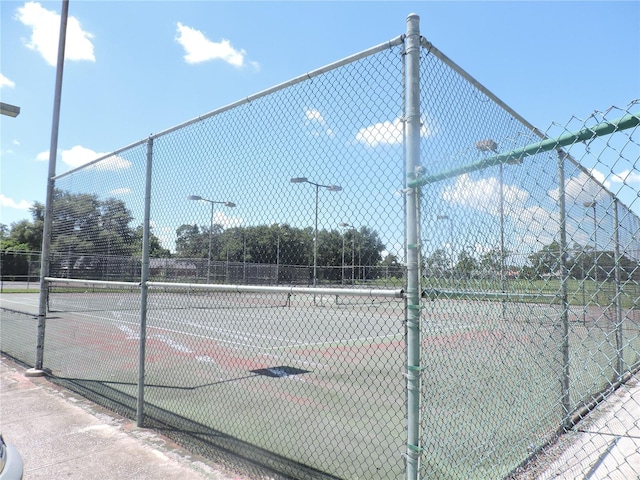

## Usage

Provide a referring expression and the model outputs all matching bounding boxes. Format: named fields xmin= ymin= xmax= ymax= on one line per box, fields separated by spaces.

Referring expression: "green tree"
xmin=131 ymin=226 xmax=171 ymax=258
xmin=175 ymin=224 xmax=206 ymax=258
xmin=528 ymin=241 xmax=562 ymax=277
xmin=567 ymin=243 xmax=590 ymax=280
xmin=424 ymin=248 xmax=449 ymax=276
xmin=479 ymin=248 xmax=503 ymax=272
xmin=379 ymin=253 xmax=405 ymax=280
xmin=1 ymin=202 xmax=45 ymax=252
xmin=338 ymin=226 xmax=385 ymax=281
xmin=455 ymin=249 xmax=478 ymax=278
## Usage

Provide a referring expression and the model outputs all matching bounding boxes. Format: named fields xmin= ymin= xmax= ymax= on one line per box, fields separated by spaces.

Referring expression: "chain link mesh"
xmin=42 ymin=44 xmax=409 ymax=479
xmin=1 ymin=20 xmax=638 ymax=479
xmin=418 ymin=39 xmax=639 ymax=479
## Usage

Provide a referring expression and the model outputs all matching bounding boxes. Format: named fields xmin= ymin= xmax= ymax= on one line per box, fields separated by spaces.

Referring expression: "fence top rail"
xmin=421 ymin=37 xmax=547 ymax=142
xmin=149 ymin=35 xmax=405 ymax=141
xmin=421 ymin=37 xmax=639 ymax=212
xmin=410 ymin=111 xmax=640 ymax=188
xmin=54 ymin=34 xmax=405 ymax=181
xmin=147 ymin=281 xmax=404 ymax=299
xmin=45 ymin=277 xmax=140 ymax=288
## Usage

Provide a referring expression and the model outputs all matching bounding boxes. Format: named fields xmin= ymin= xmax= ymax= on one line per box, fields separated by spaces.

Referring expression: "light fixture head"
xmin=0 ymin=102 xmax=20 ymax=118
xmin=505 ymin=156 xmax=524 ymax=165
xmin=476 ymin=139 xmax=498 ymax=153
xmin=290 ymin=177 xmax=308 ymax=183
xmin=188 ymin=195 xmax=202 ymax=201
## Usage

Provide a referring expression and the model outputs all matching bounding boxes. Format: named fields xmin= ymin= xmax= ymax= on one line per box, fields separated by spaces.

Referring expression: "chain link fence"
xmin=32 ymin=31 xmax=410 ymax=480
xmin=416 ymin=34 xmax=640 ymax=478
xmin=1 ymin=13 xmax=638 ymax=480
xmin=0 ymin=250 xmax=41 ymax=291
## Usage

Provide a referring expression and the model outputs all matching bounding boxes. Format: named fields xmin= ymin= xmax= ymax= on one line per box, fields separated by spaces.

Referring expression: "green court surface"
xmin=2 ymin=290 xmax=639 ymax=479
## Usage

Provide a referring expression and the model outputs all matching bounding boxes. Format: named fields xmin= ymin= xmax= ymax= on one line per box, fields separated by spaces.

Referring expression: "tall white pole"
xmin=33 ymin=0 xmax=69 ymax=375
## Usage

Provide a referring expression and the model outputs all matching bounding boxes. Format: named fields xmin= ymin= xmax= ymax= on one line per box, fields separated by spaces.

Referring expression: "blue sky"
xmin=1 ymin=1 xmax=639 ymax=252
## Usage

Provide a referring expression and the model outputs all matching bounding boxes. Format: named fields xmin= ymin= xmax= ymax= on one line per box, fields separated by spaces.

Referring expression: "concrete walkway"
xmin=0 ymin=356 xmax=257 ymax=480
xmin=531 ymin=375 xmax=640 ymax=479
xmin=2 ymin=352 xmax=639 ymax=479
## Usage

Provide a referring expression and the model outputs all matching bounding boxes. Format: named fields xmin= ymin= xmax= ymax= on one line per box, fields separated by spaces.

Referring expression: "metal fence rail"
xmin=1 ymin=13 xmax=638 ymax=480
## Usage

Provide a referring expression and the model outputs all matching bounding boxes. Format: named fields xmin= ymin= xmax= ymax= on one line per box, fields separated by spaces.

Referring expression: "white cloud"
xmin=548 ymin=169 xmax=609 ymax=207
xmin=16 ymin=1 xmax=95 ymax=67
xmin=355 ymin=116 xmax=435 ymax=147
xmin=175 ymin=22 xmax=256 ymax=69
xmin=610 ymin=169 xmax=640 ymax=184
xmin=37 ymin=145 xmax=131 ymax=171
xmin=0 ymin=193 xmax=31 ymax=210
xmin=305 ymin=108 xmax=334 ymax=137
xmin=212 ymin=210 xmax=242 ymax=229
xmin=441 ymin=173 xmax=529 ymax=217
xmin=62 ymin=146 xmax=131 ymax=170
xmin=515 ymin=205 xmax=559 ymax=249
xmin=305 ymin=109 xmax=323 ymax=121
xmin=109 ymin=187 xmax=131 ymax=196
xmin=588 ymin=168 xmax=611 ymax=189
xmin=0 ymin=73 xmax=15 ymax=88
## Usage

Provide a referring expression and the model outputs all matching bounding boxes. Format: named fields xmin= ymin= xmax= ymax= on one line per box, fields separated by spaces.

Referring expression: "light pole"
xmin=291 ymin=177 xmax=342 ymax=287
xmin=476 ymin=139 xmax=522 ymax=297
xmin=584 ymin=200 xmax=598 ymax=304
xmin=436 ymin=215 xmax=453 ymax=271
xmin=339 ymin=222 xmax=355 ymax=285
xmin=187 ymin=195 xmax=236 ymax=282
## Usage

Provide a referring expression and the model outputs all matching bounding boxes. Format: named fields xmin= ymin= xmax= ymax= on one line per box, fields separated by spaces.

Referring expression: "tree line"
xmin=424 ymin=241 xmax=638 ymax=281
xmin=3 ymin=190 xmax=636 ymax=283
xmin=0 ymin=190 xmax=404 ymax=282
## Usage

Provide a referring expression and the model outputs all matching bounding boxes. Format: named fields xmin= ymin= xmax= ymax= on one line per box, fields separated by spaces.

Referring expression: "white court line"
xmin=61 ymin=310 xmax=303 ymax=350
xmin=0 ymin=297 xmax=39 ymax=308
xmin=53 ymin=309 xmax=403 ymax=353
xmin=150 ymin=310 xmax=294 ymax=342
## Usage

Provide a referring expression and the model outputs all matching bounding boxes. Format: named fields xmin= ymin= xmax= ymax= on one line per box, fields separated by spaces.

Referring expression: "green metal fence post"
xmin=136 ymin=136 xmax=153 ymax=426
xmin=404 ymin=12 xmax=422 ymax=480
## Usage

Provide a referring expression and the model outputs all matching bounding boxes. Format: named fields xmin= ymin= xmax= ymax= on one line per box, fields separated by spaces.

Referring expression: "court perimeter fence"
xmin=1 ymin=14 xmax=639 ymax=480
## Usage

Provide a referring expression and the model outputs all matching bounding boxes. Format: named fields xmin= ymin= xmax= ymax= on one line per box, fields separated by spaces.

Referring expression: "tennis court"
xmin=4 ymin=284 xmax=638 ymax=479
xmin=2 ymin=285 xmax=409 ymax=479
